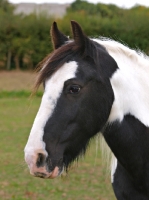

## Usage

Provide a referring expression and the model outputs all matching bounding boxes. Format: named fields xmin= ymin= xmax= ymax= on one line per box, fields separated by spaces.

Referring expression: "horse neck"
xmin=95 ymin=39 xmax=149 ymax=127
xmin=94 ymin=38 xmax=149 ymax=72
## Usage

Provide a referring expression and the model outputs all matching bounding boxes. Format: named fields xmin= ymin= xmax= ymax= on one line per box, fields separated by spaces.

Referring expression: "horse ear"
xmin=71 ymin=20 xmax=88 ymax=47
xmin=51 ymin=22 xmax=69 ymax=49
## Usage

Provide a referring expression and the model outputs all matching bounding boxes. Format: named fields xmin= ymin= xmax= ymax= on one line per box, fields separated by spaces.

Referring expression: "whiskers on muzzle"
xmin=19 ymin=160 xmax=29 ymax=171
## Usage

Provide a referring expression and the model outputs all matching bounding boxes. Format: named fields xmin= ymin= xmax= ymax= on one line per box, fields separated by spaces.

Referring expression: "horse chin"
xmin=30 ymin=165 xmax=63 ymax=179
xmin=48 ymin=166 xmax=64 ymax=179
xmin=45 ymin=166 xmax=59 ymax=179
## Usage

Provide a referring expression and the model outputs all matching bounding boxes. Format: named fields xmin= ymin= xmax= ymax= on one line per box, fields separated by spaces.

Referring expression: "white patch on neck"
xmin=24 ymin=61 xmax=78 ymax=156
xmin=93 ymin=38 xmax=149 ymax=126
xmin=109 ymin=60 xmax=149 ymax=126
xmin=93 ymin=38 xmax=149 ymax=183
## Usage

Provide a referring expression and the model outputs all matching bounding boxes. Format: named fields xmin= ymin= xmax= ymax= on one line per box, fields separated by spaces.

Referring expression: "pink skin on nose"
xmin=25 ymin=154 xmax=59 ymax=179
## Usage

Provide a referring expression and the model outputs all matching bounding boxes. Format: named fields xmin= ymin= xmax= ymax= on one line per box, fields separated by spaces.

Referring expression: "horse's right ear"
xmin=50 ymin=22 xmax=69 ymax=49
xmin=71 ymin=20 xmax=89 ymax=48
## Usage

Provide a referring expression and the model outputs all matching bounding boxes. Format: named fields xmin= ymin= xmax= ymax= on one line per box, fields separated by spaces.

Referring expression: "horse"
xmin=24 ymin=21 xmax=149 ymax=199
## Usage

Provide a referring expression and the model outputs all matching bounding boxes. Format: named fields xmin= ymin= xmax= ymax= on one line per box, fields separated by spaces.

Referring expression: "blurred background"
xmin=0 ymin=0 xmax=149 ymax=199
xmin=1 ymin=0 xmax=149 ymax=71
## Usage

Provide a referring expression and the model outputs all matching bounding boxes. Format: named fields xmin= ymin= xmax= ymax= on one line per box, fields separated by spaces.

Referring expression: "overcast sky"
xmin=8 ymin=0 xmax=149 ymax=9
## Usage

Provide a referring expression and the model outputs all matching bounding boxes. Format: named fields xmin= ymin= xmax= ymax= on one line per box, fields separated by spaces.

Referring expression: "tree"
xmin=0 ymin=0 xmax=16 ymax=70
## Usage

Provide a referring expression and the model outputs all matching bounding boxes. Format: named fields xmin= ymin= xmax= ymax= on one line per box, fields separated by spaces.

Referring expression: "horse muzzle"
xmin=31 ymin=165 xmax=60 ymax=179
xmin=25 ymin=151 xmax=63 ymax=179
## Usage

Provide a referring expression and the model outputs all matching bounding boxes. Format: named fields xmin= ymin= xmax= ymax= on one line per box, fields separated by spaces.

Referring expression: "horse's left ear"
xmin=71 ymin=20 xmax=90 ymax=48
xmin=51 ymin=22 xmax=69 ymax=49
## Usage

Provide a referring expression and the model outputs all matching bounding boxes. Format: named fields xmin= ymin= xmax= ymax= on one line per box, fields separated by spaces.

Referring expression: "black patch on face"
xmin=43 ymin=42 xmax=118 ymax=172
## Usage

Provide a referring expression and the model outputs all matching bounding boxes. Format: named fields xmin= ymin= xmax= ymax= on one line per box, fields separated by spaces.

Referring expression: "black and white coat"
xmin=24 ymin=21 xmax=149 ymax=199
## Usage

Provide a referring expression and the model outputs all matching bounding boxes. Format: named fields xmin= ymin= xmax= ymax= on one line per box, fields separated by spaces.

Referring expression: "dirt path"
xmin=0 ymin=70 xmax=38 ymax=91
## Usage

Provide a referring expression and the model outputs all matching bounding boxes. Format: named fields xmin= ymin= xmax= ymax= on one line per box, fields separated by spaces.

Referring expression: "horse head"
xmin=24 ymin=21 xmax=118 ymax=179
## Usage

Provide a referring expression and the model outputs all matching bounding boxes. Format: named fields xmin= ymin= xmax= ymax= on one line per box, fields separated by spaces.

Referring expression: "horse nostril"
xmin=36 ymin=153 xmax=46 ymax=167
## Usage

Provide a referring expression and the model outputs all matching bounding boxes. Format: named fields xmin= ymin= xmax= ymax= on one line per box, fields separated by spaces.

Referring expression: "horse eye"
xmin=69 ymin=85 xmax=81 ymax=94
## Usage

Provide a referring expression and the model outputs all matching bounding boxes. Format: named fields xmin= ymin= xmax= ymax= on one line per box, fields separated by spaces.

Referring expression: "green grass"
xmin=0 ymin=97 xmax=115 ymax=200
xmin=0 ymin=91 xmax=43 ymax=98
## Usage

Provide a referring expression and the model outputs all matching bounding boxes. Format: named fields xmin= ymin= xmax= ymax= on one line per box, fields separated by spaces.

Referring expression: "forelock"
xmin=34 ymin=39 xmax=104 ymax=90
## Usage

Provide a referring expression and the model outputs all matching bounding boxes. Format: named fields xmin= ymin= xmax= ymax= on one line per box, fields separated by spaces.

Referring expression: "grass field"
xmin=0 ymin=71 xmax=115 ymax=200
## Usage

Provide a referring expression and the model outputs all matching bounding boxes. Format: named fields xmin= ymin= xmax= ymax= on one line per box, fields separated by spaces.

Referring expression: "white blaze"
xmin=24 ymin=61 xmax=78 ymax=157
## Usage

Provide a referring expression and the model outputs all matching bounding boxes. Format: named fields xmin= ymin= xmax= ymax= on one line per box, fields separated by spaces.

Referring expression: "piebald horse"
xmin=24 ymin=21 xmax=149 ymax=199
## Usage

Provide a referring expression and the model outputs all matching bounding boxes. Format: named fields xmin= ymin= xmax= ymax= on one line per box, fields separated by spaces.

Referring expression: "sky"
xmin=8 ymin=0 xmax=149 ymax=9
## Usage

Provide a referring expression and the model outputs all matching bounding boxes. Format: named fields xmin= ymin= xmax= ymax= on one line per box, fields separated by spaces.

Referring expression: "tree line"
xmin=0 ymin=0 xmax=149 ymax=70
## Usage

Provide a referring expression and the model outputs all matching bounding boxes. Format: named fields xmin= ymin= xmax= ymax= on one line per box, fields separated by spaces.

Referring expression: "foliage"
xmin=0 ymin=0 xmax=54 ymax=70
xmin=0 ymin=0 xmax=14 ymax=12
xmin=0 ymin=0 xmax=149 ymax=70
xmin=67 ymin=0 xmax=124 ymax=18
